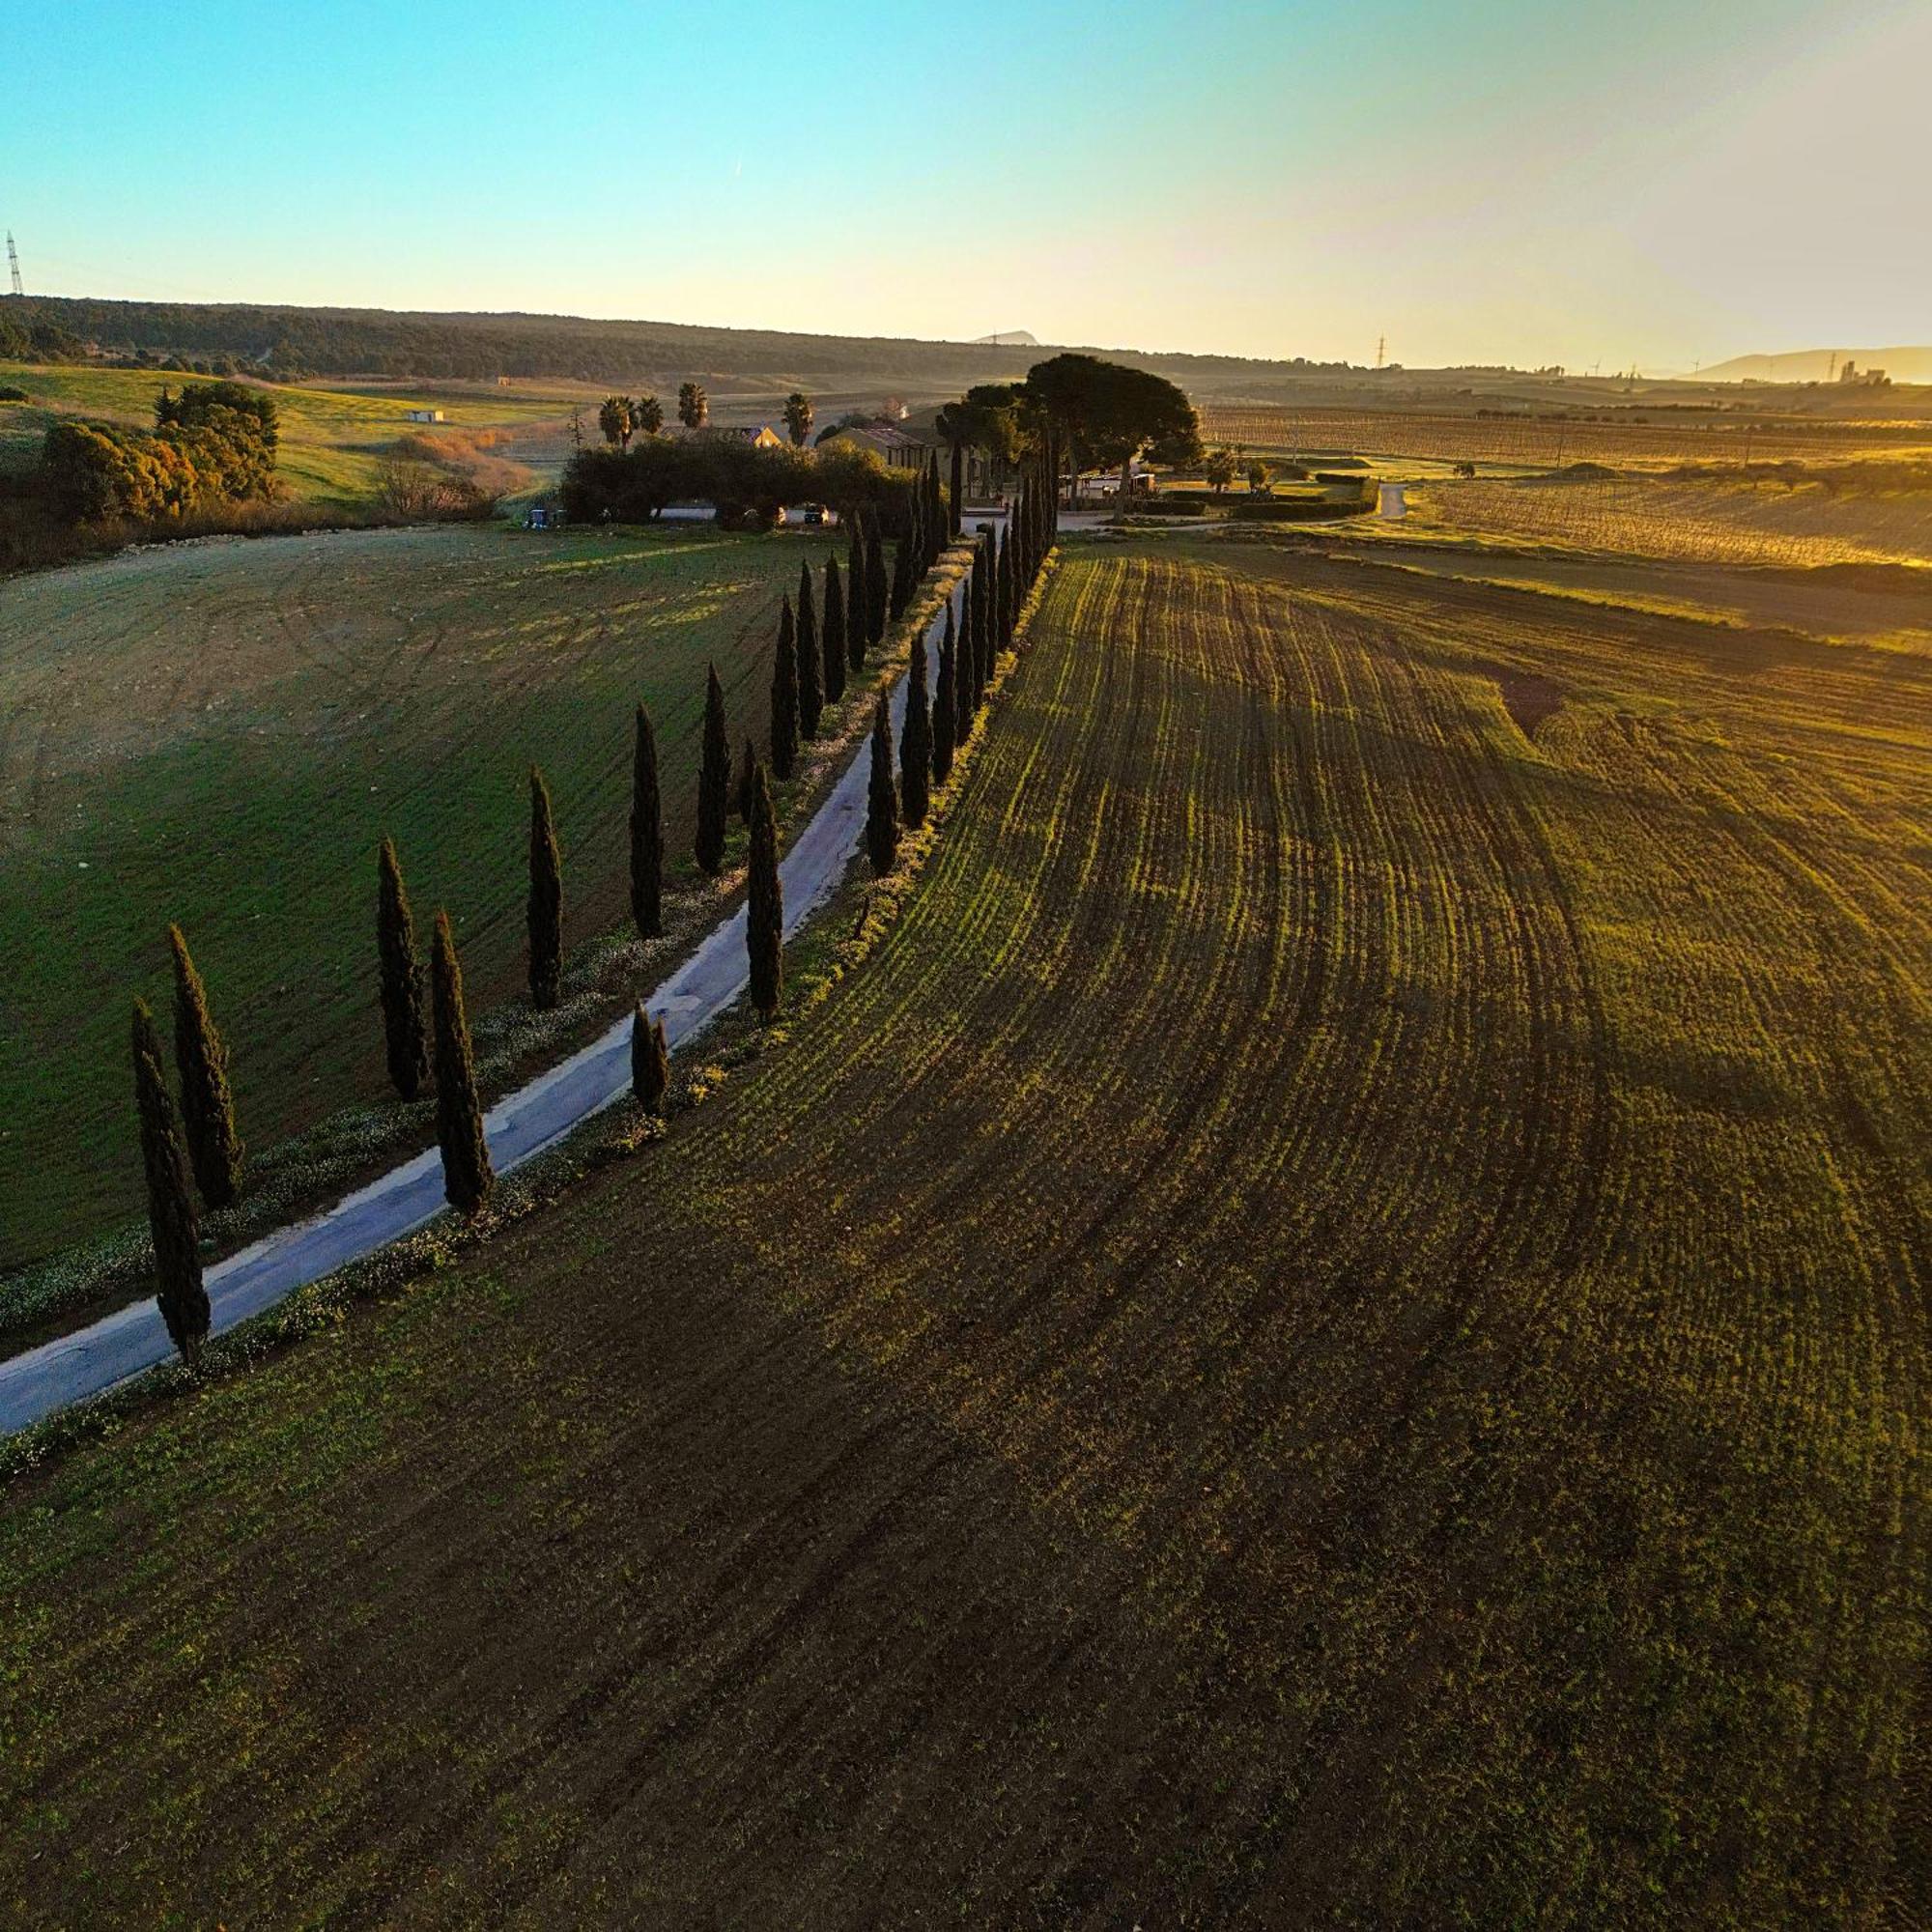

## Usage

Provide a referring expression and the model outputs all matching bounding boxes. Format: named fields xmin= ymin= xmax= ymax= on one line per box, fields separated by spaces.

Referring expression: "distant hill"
xmin=970 ymin=330 xmax=1039 ymax=348
xmin=0 ymin=295 xmax=1357 ymax=398
xmin=1700 ymin=346 xmax=1932 ymax=384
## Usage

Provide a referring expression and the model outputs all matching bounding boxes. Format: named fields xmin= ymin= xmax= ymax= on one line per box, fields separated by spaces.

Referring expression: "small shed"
xmin=403 ymin=408 xmax=445 ymax=424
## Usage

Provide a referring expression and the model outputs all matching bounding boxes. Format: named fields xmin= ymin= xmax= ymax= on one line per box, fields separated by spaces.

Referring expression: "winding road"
xmin=0 ymin=554 xmax=996 ymax=1436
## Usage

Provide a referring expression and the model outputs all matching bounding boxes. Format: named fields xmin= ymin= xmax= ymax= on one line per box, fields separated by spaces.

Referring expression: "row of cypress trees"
xmin=863 ymin=447 xmax=1058 ymax=900
xmin=130 ymin=456 xmax=1013 ymax=1364
xmin=763 ymin=463 xmax=948 ymax=786
xmin=747 ymin=459 xmax=952 ymax=1017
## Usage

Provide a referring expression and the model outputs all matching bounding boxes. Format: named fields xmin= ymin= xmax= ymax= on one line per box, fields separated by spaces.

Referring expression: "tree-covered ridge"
xmin=0 ymin=293 xmax=1359 ymax=387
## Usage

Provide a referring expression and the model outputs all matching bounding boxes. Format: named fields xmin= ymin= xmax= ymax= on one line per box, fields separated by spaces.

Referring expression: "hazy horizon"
xmin=7 ymin=0 xmax=1927 ymax=375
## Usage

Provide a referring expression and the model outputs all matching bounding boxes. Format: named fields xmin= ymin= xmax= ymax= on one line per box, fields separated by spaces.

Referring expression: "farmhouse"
xmin=815 ymin=417 xmax=927 ymax=470
xmin=670 ymin=422 xmax=786 ymax=449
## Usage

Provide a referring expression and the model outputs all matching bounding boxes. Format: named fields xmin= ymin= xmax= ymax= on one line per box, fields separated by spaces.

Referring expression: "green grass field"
xmin=0 ymin=361 xmax=579 ymax=505
xmin=0 ymin=521 xmax=837 ymax=1268
xmin=1 ymin=536 xmax=1921 ymax=1924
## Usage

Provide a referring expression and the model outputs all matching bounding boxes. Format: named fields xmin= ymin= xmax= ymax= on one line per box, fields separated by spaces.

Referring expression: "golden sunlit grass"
xmin=0 ymin=361 xmax=577 ymax=504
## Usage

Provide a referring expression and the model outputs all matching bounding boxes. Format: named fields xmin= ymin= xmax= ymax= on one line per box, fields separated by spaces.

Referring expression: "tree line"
xmin=125 ymin=442 xmax=1027 ymax=1367
xmin=560 ymin=434 xmax=923 ymax=532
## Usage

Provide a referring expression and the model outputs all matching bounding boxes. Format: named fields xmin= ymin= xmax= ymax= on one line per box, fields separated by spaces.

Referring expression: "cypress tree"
xmin=900 ymin=626 xmax=931 ymax=830
xmin=632 ymin=1002 xmax=669 ymax=1114
xmin=846 ymin=520 xmax=867 ymax=669
xmin=746 ymin=763 xmax=783 ymax=1019
xmin=376 ymin=838 xmax=429 ymax=1101
xmin=865 ymin=693 xmax=898 ymax=876
xmin=924 ymin=456 xmax=944 ymax=563
xmin=981 ymin=535 xmax=1001 ymax=680
xmin=769 ymin=592 xmax=800 ymax=781
xmin=630 ymin=705 xmax=663 ymax=939
xmin=821 ymin=554 xmax=847 ymax=702
xmin=431 ymin=909 xmax=493 ymax=1215
xmin=796 ymin=560 xmax=823 ymax=738
xmin=890 ymin=533 xmax=914 ymax=621
xmin=931 ymin=601 xmax=957 ymax=786
xmin=527 ymin=764 xmax=563 ymax=1010
xmin=696 ymin=662 xmax=730 ymax=874
xmin=738 ymin=733 xmax=758 ymax=823
xmin=167 ymin=923 xmax=242 ymax=1209
xmin=998 ymin=526 xmax=1016 ymax=650
xmin=131 ymin=997 xmax=208 ymax=1368
xmin=954 ymin=582 xmax=977 ymax=746
xmin=948 ymin=439 xmax=963 ymax=537
xmin=969 ymin=545 xmax=991 ymax=704
xmin=865 ymin=514 xmax=888 ymax=649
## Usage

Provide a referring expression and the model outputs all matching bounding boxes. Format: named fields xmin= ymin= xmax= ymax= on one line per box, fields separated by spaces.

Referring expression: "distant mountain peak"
xmin=970 ymin=329 xmax=1039 ymax=348
xmin=1698 ymin=344 xmax=1932 ymax=384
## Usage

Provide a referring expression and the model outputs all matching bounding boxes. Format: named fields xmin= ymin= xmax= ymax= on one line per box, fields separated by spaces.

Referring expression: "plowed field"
xmin=2 ymin=541 xmax=1923 ymax=1925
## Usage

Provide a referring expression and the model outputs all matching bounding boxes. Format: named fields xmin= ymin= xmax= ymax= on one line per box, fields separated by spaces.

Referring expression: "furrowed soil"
xmin=1 ymin=540 xmax=1924 ymax=1926
xmin=0 ymin=521 xmax=833 ymax=1265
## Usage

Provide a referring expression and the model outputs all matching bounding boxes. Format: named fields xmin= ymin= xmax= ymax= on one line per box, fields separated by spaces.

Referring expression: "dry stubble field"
xmin=1201 ymin=403 xmax=1932 ymax=471
xmin=1397 ymin=471 xmax=1932 ymax=570
xmin=0 ymin=537 xmax=1924 ymax=1925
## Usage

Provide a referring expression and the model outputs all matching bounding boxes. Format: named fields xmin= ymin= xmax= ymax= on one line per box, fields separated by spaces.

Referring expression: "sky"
xmin=5 ymin=0 xmax=1927 ymax=372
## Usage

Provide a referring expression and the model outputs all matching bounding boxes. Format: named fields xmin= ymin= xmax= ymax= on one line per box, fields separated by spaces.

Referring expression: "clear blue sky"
xmin=6 ymin=0 xmax=1926 ymax=370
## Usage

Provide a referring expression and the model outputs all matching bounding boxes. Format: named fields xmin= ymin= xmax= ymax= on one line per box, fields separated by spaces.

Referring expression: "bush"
xmin=0 ymin=384 xmax=27 ymax=403
xmin=38 ymin=381 xmax=279 ymax=526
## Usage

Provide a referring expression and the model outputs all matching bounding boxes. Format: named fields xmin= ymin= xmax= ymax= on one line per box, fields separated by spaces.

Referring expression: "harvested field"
xmin=2 ymin=539 xmax=1923 ymax=1925
xmin=1202 ymin=403 xmax=1932 ymax=471
xmin=0 ymin=521 xmax=832 ymax=1267
xmin=1408 ymin=471 xmax=1932 ymax=568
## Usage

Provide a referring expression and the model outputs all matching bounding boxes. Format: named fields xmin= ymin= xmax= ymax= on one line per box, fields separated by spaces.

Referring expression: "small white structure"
xmin=403 ymin=408 xmax=445 ymax=424
xmin=1378 ymin=483 xmax=1407 ymax=520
